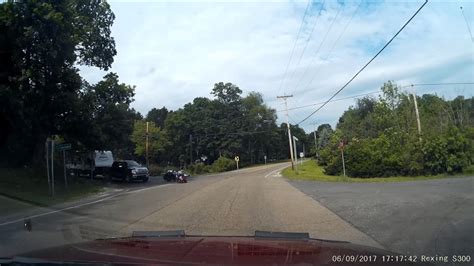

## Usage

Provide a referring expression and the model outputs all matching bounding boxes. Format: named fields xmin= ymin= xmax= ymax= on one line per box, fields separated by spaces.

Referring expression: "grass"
xmin=282 ymin=160 xmax=470 ymax=183
xmin=0 ymin=167 xmax=103 ymax=207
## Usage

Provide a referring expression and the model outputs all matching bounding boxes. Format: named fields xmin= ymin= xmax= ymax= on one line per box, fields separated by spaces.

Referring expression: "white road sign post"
xmin=235 ymin=156 xmax=240 ymax=170
xmin=264 ymin=155 xmax=267 ymax=165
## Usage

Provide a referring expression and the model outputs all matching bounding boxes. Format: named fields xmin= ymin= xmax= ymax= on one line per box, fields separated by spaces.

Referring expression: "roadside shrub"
xmin=189 ymin=162 xmax=211 ymax=175
xmin=148 ymin=164 xmax=163 ymax=176
xmin=422 ymin=128 xmax=470 ymax=174
xmin=211 ymin=157 xmax=236 ymax=172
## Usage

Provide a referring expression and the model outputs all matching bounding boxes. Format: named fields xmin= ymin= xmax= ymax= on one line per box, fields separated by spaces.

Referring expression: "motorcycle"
xmin=163 ymin=170 xmax=176 ymax=182
xmin=163 ymin=170 xmax=189 ymax=183
xmin=176 ymin=170 xmax=188 ymax=183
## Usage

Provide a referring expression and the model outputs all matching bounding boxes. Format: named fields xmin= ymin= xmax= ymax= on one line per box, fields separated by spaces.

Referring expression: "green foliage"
xmin=131 ymin=120 xmax=170 ymax=161
xmin=188 ymin=162 xmax=211 ymax=175
xmin=422 ymin=128 xmax=470 ymax=174
xmin=211 ymin=157 xmax=236 ymax=172
xmin=0 ymin=0 xmax=116 ymax=165
xmin=146 ymin=107 xmax=169 ymax=129
xmin=320 ymin=81 xmax=473 ymax=178
xmin=148 ymin=164 xmax=164 ymax=176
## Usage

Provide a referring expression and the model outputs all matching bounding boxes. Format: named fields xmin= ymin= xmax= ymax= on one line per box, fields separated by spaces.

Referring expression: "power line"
xmin=459 ymin=3 xmax=474 ymax=42
xmin=277 ymin=0 xmax=312 ymax=95
xmin=298 ymin=0 xmax=362 ymax=95
xmin=292 ymin=3 xmax=343 ymax=94
xmin=402 ymin=82 xmax=474 ymax=87
xmin=279 ymin=82 xmax=474 ymax=113
xmin=278 ymin=90 xmax=380 ymax=112
xmin=296 ymin=0 xmax=429 ymax=126
xmin=285 ymin=0 xmax=327 ymax=93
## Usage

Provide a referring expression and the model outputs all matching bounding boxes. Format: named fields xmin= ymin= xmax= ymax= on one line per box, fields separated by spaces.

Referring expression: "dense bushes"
xmin=318 ymin=82 xmax=473 ymax=178
xmin=188 ymin=162 xmax=211 ymax=175
xmin=211 ymin=157 xmax=236 ymax=172
xmin=320 ymin=127 xmax=472 ymax=178
xmin=187 ymin=157 xmax=237 ymax=175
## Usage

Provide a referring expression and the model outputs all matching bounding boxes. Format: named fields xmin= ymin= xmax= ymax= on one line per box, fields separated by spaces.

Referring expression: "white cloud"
xmin=80 ymin=0 xmax=474 ymax=132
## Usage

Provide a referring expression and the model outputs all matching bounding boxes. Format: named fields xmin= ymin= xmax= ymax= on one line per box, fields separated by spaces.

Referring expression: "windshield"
xmin=125 ymin=160 xmax=140 ymax=167
xmin=0 ymin=0 xmax=473 ymax=264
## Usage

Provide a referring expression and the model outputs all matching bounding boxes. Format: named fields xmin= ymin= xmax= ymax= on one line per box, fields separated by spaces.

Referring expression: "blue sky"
xmin=80 ymin=0 xmax=474 ymax=132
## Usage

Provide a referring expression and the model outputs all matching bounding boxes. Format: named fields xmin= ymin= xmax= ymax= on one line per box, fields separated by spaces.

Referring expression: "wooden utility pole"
xmin=146 ymin=121 xmax=149 ymax=168
xmin=277 ymin=95 xmax=295 ymax=170
xmin=189 ymin=134 xmax=193 ymax=165
xmin=339 ymin=141 xmax=346 ymax=177
xmin=314 ymin=126 xmax=317 ymax=157
xmin=411 ymin=85 xmax=422 ymax=141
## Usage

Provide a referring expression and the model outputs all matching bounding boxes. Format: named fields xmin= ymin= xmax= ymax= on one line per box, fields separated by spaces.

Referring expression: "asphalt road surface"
xmin=290 ymin=177 xmax=474 ymax=259
xmin=0 ymin=163 xmax=381 ymax=257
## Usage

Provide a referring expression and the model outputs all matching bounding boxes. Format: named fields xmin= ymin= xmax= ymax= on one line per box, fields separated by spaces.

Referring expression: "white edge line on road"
xmin=126 ymin=184 xmax=172 ymax=194
xmin=264 ymin=164 xmax=290 ymax=178
xmin=0 ymin=184 xmax=172 ymax=227
xmin=0 ymin=194 xmax=117 ymax=227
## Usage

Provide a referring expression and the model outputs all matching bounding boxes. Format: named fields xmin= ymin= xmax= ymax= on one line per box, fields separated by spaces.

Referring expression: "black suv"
xmin=110 ymin=160 xmax=149 ymax=182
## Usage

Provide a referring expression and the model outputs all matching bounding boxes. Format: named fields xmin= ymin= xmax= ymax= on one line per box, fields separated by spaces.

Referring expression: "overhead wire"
xmin=284 ymin=0 xmax=327 ymax=93
xmin=297 ymin=0 xmax=362 ymax=95
xmin=291 ymin=3 xmax=343 ymax=95
xmin=279 ymin=82 xmax=474 ymax=113
xmin=276 ymin=0 xmax=312 ymax=95
xmin=459 ymin=2 xmax=474 ymax=42
xmin=296 ymin=0 xmax=429 ymax=126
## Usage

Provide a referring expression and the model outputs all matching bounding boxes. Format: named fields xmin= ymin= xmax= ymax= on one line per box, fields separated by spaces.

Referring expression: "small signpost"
xmin=235 ymin=156 xmax=240 ymax=170
xmin=339 ymin=141 xmax=346 ymax=177
xmin=56 ymin=143 xmax=72 ymax=189
xmin=264 ymin=155 xmax=267 ymax=165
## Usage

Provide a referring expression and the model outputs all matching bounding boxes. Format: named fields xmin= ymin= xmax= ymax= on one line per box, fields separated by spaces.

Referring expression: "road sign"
xmin=234 ymin=156 xmax=239 ymax=162
xmin=56 ymin=143 xmax=72 ymax=151
xmin=300 ymin=152 xmax=304 ymax=158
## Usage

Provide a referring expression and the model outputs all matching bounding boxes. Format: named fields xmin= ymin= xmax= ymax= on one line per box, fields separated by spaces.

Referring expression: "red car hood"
xmin=10 ymin=231 xmax=427 ymax=265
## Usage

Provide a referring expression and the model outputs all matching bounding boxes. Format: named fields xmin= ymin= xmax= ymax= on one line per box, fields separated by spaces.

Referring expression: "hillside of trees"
xmin=0 ymin=1 xmax=313 ymax=172
xmin=132 ymin=82 xmax=311 ymax=169
xmin=318 ymin=82 xmax=474 ymax=177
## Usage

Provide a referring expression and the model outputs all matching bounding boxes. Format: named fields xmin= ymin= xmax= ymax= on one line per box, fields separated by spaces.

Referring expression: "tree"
xmin=0 ymin=0 xmax=116 ymax=165
xmin=146 ymin=107 xmax=169 ymax=129
xmin=320 ymin=81 xmax=473 ymax=177
xmin=131 ymin=120 xmax=170 ymax=163
xmin=211 ymin=82 xmax=242 ymax=104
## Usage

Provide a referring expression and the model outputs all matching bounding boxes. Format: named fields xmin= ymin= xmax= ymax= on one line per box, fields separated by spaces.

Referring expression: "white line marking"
xmin=264 ymin=164 xmax=290 ymax=178
xmin=0 ymin=194 xmax=117 ymax=227
xmin=126 ymin=184 xmax=172 ymax=194
xmin=0 ymin=184 xmax=172 ymax=227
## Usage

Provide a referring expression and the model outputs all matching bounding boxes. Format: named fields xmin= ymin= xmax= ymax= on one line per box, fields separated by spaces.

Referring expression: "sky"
xmin=80 ymin=0 xmax=474 ymax=132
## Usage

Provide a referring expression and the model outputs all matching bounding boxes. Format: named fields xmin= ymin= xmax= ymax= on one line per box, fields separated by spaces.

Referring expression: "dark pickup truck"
xmin=110 ymin=160 xmax=149 ymax=182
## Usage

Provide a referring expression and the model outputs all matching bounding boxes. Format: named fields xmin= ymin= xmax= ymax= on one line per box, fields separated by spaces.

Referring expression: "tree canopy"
xmin=319 ymin=81 xmax=473 ymax=177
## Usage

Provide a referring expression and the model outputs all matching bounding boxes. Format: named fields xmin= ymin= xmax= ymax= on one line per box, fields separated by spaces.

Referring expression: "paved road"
xmin=289 ymin=177 xmax=474 ymax=258
xmin=0 ymin=163 xmax=381 ymax=257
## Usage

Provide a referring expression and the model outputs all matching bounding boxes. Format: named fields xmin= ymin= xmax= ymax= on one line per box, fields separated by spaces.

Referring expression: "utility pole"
xmin=189 ymin=134 xmax=193 ymax=165
xmin=293 ymin=136 xmax=299 ymax=171
xmin=146 ymin=121 xmax=149 ymax=168
xmin=411 ymin=85 xmax=422 ymax=141
xmin=45 ymin=138 xmax=51 ymax=196
xmin=313 ymin=126 xmax=317 ymax=157
xmin=51 ymin=138 xmax=55 ymax=197
xmin=277 ymin=95 xmax=295 ymax=170
xmin=339 ymin=141 xmax=346 ymax=177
